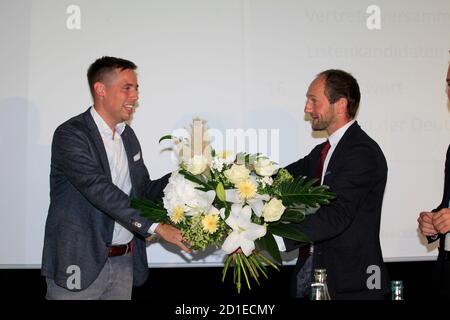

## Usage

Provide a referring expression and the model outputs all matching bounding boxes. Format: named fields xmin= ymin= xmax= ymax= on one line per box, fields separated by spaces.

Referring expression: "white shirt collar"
xmin=328 ymin=119 xmax=356 ymax=147
xmin=90 ymin=106 xmax=126 ymax=139
xmin=320 ymin=119 xmax=356 ymax=185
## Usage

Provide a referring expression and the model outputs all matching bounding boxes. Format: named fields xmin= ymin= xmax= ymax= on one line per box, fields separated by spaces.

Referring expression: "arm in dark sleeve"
xmin=433 ymin=145 xmax=450 ymax=212
xmin=142 ymin=172 xmax=170 ymax=200
xmin=126 ymin=128 xmax=171 ymax=201
xmin=291 ymin=143 xmax=387 ymax=243
xmin=282 ymin=148 xmax=317 ymax=251
xmin=428 ymin=145 xmax=450 ymax=243
xmin=283 ymin=144 xmax=321 ymax=178
xmin=52 ymin=125 xmax=152 ymax=238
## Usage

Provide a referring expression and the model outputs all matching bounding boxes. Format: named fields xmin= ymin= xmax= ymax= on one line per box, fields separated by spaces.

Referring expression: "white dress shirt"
xmin=91 ymin=107 xmax=134 ymax=245
xmin=275 ymin=120 xmax=356 ymax=252
xmin=91 ymin=107 xmax=158 ymax=245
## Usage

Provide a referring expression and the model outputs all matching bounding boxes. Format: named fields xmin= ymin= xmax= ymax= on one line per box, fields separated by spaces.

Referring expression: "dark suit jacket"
xmin=41 ymin=108 xmax=169 ymax=291
xmin=428 ymin=145 xmax=450 ymax=295
xmin=284 ymin=121 xmax=389 ymax=300
xmin=431 ymin=146 xmax=450 ymax=213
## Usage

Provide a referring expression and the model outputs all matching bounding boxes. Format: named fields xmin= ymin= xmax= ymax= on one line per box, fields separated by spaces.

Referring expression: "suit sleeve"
xmin=121 ymin=126 xmax=170 ymax=203
xmin=428 ymin=145 xmax=450 ymax=243
xmin=284 ymin=144 xmax=322 ymax=178
xmin=141 ymin=170 xmax=170 ymax=201
xmin=290 ymin=142 xmax=386 ymax=243
xmin=52 ymin=125 xmax=153 ymax=238
xmin=283 ymin=147 xmax=318 ymax=251
xmin=433 ymin=145 xmax=450 ymax=212
xmin=127 ymin=132 xmax=170 ymax=201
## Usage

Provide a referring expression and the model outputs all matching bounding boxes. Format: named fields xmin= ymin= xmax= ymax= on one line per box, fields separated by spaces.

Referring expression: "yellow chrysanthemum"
xmin=202 ymin=214 xmax=219 ymax=234
xmin=170 ymin=205 xmax=185 ymax=224
xmin=236 ymin=180 xmax=257 ymax=200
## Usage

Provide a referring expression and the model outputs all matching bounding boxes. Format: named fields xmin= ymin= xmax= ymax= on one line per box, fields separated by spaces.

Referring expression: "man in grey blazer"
xmin=41 ymin=56 xmax=190 ymax=299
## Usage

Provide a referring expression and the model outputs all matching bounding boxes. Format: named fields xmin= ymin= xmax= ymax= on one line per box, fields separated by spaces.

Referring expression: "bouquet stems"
xmin=222 ymin=251 xmax=280 ymax=294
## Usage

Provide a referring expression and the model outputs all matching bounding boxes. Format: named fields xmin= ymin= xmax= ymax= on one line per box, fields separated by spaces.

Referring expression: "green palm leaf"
xmin=279 ymin=207 xmax=306 ymax=223
xmin=158 ymin=135 xmax=174 ymax=143
xmin=131 ymin=198 xmax=170 ymax=223
xmin=269 ymin=224 xmax=311 ymax=243
xmin=256 ymin=233 xmax=282 ymax=264
xmin=279 ymin=176 xmax=335 ymax=207
xmin=179 ymin=169 xmax=214 ymax=191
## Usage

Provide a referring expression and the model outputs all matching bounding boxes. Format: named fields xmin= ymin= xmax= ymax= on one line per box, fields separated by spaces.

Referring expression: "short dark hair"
xmin=87 ymin=56 xmax=137 ymax=97
xmin=318 ymin=69 xmax=361 ymax=119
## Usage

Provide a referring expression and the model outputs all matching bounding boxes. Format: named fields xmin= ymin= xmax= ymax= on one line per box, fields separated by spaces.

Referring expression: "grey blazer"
xmin=41 ymin=108 xmax=169 ymax=291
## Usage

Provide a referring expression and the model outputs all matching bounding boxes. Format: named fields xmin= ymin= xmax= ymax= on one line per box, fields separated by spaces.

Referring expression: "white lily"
xmin=224 ymin=176 xmax=270 ymax=217
xmin=221 ymin=204 xmax=267 ymax=256
xmin=184 ymin=189 xmax=216 ymax=216
xmin=163 ymin=171 xmax=216 ymax=217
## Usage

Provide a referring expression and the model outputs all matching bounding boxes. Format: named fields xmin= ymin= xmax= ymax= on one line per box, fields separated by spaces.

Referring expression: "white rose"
xmin=262 ymin=198 xmax=286 ymax=222
xmin=224 ymin=164 xmax=250 ymax=185
xmin=254 ymin=158 xmax=278 ymax=177
xmin=186 ymin=155 xmax=208 ymax=175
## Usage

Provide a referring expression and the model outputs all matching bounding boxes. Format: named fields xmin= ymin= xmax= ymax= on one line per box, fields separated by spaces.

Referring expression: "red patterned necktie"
xmin=315 ymin=140 xmax=331 ymax=184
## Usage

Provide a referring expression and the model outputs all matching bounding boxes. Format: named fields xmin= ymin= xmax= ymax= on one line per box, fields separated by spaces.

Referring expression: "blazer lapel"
xmin=323 ymin=121 xmax=360 ymax=184
xmin=82 ymin=108 xmax=112 ymax=182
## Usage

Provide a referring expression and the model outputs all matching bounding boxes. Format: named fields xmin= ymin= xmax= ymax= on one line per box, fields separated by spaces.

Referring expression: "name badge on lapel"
xmin=133 ymin=152 xmax=141 ymax=162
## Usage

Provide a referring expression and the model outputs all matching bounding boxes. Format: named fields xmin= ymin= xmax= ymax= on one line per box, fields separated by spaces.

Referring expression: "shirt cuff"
xmin=148 ymin=222 xmax=159 ymax=235
xmin=273 ymin=235 xmax=286 ymax=252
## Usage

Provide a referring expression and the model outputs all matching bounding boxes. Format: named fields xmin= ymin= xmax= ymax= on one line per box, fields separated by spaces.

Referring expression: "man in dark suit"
xmin=41 ymin=56 xmax=190 ymax=299
xmin=281 ymin=69 xmax=389 ymax=299
xmin=418 ymin=60 xmax=450 ymax=298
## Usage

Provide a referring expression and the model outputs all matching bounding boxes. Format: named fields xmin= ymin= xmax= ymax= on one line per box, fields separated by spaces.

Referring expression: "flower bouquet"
xmin=131 ymin=119 xmax=335 ymax=293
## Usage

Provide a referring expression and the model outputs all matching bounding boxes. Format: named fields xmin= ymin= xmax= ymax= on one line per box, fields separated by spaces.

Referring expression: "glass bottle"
xmin=310 ymin=283 xmax=326 ymax=300
xmin=312 ymin=269 xmax=331 ymax=300
xmin=391 ymin=280 xmax=404 ymax=300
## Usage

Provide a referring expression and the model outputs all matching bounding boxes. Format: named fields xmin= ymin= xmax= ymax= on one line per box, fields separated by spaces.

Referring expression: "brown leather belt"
xmin=108 ymin=242 xmax=132 ymax=257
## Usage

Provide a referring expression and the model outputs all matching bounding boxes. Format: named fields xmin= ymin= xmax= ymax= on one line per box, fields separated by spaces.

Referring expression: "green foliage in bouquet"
xmin=130 ymin=198 xmax=171 ymax=224
xmin=178 ymin=212 xmax=229 ymax=250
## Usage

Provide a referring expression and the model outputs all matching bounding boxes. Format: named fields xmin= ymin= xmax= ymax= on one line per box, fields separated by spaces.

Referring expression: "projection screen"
xmin=1 ymin=0 xmax=450 ymax=267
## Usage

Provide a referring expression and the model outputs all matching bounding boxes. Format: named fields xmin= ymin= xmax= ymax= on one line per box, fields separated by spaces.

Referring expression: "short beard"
xmin=311 ymin=120 xmax=329 ymax=131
